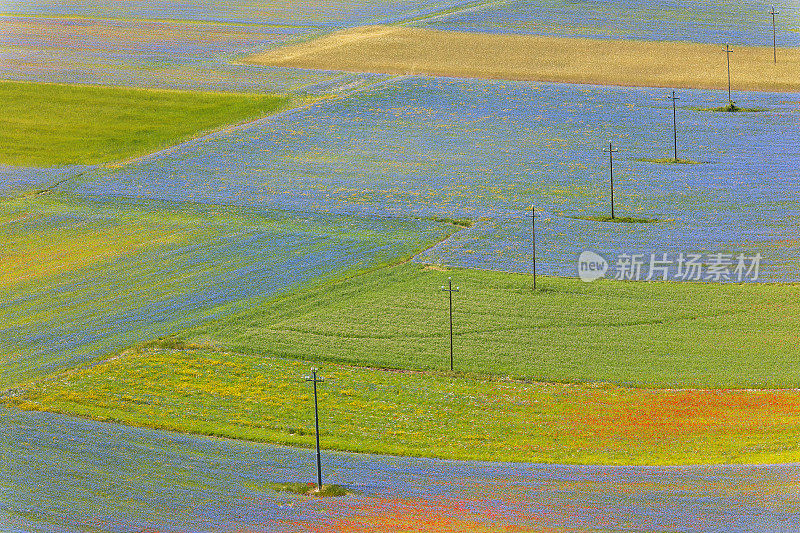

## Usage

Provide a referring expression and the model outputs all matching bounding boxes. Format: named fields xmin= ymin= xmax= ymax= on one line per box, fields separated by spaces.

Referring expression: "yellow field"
xmin=246 ymin=25 xmax=800 ymax=92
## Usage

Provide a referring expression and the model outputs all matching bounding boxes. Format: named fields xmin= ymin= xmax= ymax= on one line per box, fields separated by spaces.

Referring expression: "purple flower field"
xmin=0 ymin=15 xmax=387 ymax=94
xmin=3 ymin=0 xmax=473 ymax=27
xmin=2 ymin=2 xmax=800 ymax=530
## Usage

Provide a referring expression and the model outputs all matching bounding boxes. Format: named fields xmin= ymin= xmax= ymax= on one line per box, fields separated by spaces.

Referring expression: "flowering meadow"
xmin=0 ymin=194 xmax=454 ymax=389
xmin=4 ymin=406 xmax=800 ymax=532
xmin=0 ymin=164 xmax=93 ymax=194
xmin=16 ymin=341 xmax=800 ymax=462
xmin=0 ymin=0 xmax=484 ymax=96
xmin=0 ymin=0 xmax=521 ymax=96
xmin=7 ymin=0 xmax=471 ymax=27
xmin=72 ymin=76 xmax=800 ymax=280
xmin=420 ymin=0 xmax=800 ymax=46
xmin=2 ymin=0 xmax=800 ymax=529
xmin=0 ymin=16 xmax=385 ymax=94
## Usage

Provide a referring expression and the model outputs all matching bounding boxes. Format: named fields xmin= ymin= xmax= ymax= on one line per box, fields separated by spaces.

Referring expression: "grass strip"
xmin=10 ymin=344 xmax=800 ymax=465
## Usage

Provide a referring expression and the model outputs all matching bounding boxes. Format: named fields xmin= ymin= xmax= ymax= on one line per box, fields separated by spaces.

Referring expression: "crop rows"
xmin=0 ymin=194 xmax=454 ymax=388
xmin=186 ymin=262 xmax=800 ymax=388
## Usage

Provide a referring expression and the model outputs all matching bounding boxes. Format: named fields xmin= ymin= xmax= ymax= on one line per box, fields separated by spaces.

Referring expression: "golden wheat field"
xmin=247 ymin=25 xmax=800 ymax=92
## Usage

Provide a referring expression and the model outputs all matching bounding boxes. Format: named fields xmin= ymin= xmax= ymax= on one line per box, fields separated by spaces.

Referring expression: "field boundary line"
xmin=26 ymin=342 xmax=800 ymax=395
xmin=399 ymin=0 xmax=508 ymax=26
xmin=108 ymin=74 xmax=410 ymax=169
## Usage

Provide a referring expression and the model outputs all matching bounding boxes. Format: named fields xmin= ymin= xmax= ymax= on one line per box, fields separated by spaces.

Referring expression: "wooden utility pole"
xmin=724 ymin=44 xmax=734 ymax=103
xmin=603 ymin=141 xmax=619 ymax=219
xmin=305 ymin=368 xmax=325 ymax=490
xmin=668 ymin=90 xmax=680 ymax=161
xmin=440 ymin=277 xmax=459 ymax=371
xmin=770 ymin=6 xmax=779 ymax=63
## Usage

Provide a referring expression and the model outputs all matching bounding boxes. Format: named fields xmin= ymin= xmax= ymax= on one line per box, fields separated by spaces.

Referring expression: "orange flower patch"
xmin=570 ymin=388 xmax=800 ymax=439
xmin=304 ymin=496 xmax=537 ymax=533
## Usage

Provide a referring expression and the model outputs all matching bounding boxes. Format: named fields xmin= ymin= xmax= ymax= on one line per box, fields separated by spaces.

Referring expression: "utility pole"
xmin=770 ymin=6 xmax=779 ymax=63
xmin=440 ymin=277 xmax=459 ymax=371
xmin=723 ymin=44 xmax=734 ymax=104
xmin=304 ymin=368 xmax=325 ymax=491
xmin=603 ymin=141 xmax=619 ymax=219
xmin=529 ymin=205 xmax=536 ymax=289
xmin=668 ymin=90 xmax=680 ymax=162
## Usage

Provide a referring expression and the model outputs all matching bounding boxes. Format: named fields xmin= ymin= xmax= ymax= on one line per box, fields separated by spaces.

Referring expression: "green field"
xmin=13 ymin=341 xmax=800 ymax=464
xmin=0 ymin=194 xmax=456 ymax=389
xmin=11 ymin=261 xmax=800 ymax=464
xmin=0 ymin=81 xmax=288 ymax=166
xmin=3 ymin=36 xmax=799 ymax=472
xmin=186 ymin=263 xmax=800 ymax=389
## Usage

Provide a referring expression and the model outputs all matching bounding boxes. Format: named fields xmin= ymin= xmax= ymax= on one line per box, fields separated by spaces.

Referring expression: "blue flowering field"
xmin=69 ymin=77 xmax=800 ymax=280
xmin=7 ymin=0 xmax=471 ymax=27
xmin=4 ymin=407 xmax=800 ymax=532
xmin=0 ymin=15 xmax=386 ymax=94
xmin=0 ymin=193 xmax=454 ymax=389
xmin=419 ymin=0 xmax=800 ymax=46
xmin=2 ymin=1 xmax=800 ymax=531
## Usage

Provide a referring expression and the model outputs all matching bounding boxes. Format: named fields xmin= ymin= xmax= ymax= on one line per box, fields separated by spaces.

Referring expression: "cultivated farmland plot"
xmin=2 ymin=0 xmax=800 ymax=530
xmin=4 ymin=407 xmax=800 ymax=533
xmin=4 ymin=0 xmax=462 ymax=96
xmin=420 ymin=0 xmax=800 ymax=46
xmin=6 ymin=0 xmax=473 ymax=27
xmin=0 ymin=16 xmax=386 ymax=94
xmin=71 ymin=76 xmax=800 ymax=280
xmin=0 ymin=194 xmax=454 ymax=388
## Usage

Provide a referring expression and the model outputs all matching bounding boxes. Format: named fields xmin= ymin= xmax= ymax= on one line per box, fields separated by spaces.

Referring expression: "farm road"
xmin=2 ymin=407 xmax=799 ymax=532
